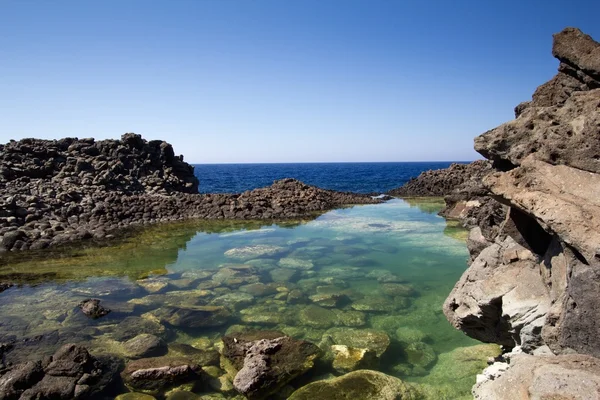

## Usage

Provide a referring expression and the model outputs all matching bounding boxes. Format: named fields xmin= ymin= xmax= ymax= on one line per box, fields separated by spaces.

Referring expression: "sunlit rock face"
xmin=442 ymin=27 xmax=600 ymax=399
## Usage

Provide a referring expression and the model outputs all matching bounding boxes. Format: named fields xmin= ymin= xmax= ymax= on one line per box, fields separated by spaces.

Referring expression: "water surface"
xmin=0 ymin=198 xmax=493 ymax=399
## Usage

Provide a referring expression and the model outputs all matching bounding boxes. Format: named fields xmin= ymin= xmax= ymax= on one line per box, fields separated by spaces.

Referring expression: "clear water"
xmin=0 ymin=199 xmax=496 ymax=399
xmin=193 ymin=162 xmax=468 ymax=194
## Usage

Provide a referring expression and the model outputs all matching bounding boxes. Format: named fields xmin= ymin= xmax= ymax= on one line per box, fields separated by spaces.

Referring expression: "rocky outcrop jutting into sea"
xmin=442 ymin=27 xmax=600 ymax=398
xmin=0 ymin=134 xmax=382 ymax=252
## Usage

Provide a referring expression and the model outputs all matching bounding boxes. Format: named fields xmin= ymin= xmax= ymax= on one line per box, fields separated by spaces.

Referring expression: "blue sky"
xmin=1 ymin=1 xmax=598 ymax=163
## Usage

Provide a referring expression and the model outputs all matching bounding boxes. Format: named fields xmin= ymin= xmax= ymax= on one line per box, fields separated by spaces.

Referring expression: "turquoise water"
xmin=0 ymin=199 xmax=495 ymax=399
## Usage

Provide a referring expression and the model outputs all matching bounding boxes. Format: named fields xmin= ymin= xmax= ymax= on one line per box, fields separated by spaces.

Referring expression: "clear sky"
xmin=1 ymin=1 xmax=599 ymax=163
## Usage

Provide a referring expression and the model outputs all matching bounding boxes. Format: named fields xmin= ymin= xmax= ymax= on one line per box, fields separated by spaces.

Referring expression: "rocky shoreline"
xmin=0 ymin=134 xmax=383 ymax=253
xmin=392 ymin=27 xmax=600 ymax=398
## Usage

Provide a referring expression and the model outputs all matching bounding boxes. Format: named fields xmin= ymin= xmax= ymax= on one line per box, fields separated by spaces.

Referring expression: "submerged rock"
xmin=123 ymin=334 xmax=167 ymax=359
xmin=224 ymin=245 xmax=286 ymax=261
xmin=288 ymin=369 xmax=419 ymax=400
xmin=404 ymin=342 xmax=437 ymax=370
xmin=121 ymin=356 xmax=204 ymax=393
xmin=298 ymin=305 xmax=337 ymax=329
xmin=115 ymin=393 xmax=157 ymax=400
xmin=278 ymin=257 xmax=314 ymax=270
xmin=395 ymin=327 xmax=429 ymax=345
xmin=152 ymin=306 xmax=231 ymax=329
xmin=112 ymin=316 xmax=168 ymax=341
xmin=78 ymin=298 xmax=111 ymax=319
xmin=331 ymin=345 xmax=378 ymax=373
xmin=221 ymin=330 xmax=321 ymax=400
xmin=324 ymin=328 xmax=390 ymax=358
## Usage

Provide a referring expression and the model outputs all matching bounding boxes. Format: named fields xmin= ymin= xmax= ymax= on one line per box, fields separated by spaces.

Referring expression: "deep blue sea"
xmin=193 ymin=162 xmax=467 ymax=194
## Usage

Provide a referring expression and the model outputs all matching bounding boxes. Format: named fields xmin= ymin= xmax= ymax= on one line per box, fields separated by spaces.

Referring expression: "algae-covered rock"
xmin=168 ymin=343 xmax=220 ymax=367
xmin=165 ymin=391 xmax=202 ymax=399
xmin=331 ymin=345 xmax=378 ymax=373
xmin=137 ymin=277 xmax=171 ymax=293
xmin=325 ymin=328 xmax=390 ymax=358
xmin=298 ymin=305 xmax=337 ymax=329
xmin=288 ymin=369 xmax=419 ymax=400
xmin=287 ymin=289 xmax=308 ymax=304
xmin=211 ymin=292 xmax=255 ymax=311
xmin=152 ymin=306 xmax=231 ymax=328
xmin=380 ymin=283 xmax=415 ymax=297
xmin=225 ymin=245 xmax=286 ymax=261
xmin=309 ymin=293 xmax=350 ymax=308
xmin=278 ymin=257 xmax=314 ymax=270
xmin=421 ymin=344 xmax=500 ymax=385
xmin=112 ymin=316 xmax=168 ymax=341
xmin=123 ymin=334 xmax=168 ymax=359
xmin=333 ymin=309 xmax=367 ymax=327
xmin=395 ymin=327 xmax=429 ymax=345
xmin=405 ymin=342 xmax=437 ymax=369
xmin=221 ymin=330 xmax=321 ymax=399
xmin=212 ymin=265 xmax=260 ymax=286
xmin=269 ymin=268 xmax=300 ymax=283
xmin=239 ymin=304 xmax=290 ymax=325
xmin=115 ymin=393 xmax=157 ymax=400
xmin=239 ymin=283 xmax=278 ymax=297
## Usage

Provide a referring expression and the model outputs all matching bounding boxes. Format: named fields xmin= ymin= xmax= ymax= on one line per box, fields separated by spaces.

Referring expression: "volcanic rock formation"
xmin=442 ymin=27 xmax=600 ymax=398
xmin=0 ymin=134 xmax=382 ymax=252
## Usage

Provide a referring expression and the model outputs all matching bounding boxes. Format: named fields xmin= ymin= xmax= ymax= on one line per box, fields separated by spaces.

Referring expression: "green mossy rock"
xmin=288 ymin=369 xmax=420 ymax=400
xmin=395 ymin=327 xmax=429 ymax=345
xmin=152 ymin=305 xmax=231 ymax=328
xmin=115 ymin=393 xmax=157 ymax=400
xmin=405 ymin=342 xmax=437 ymax=369
xmin=326 ymin=328 xmax=391 ymax=358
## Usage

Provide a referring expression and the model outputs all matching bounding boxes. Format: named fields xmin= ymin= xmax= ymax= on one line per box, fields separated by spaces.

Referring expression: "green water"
xmin=0 ymin=199 xmax=497 ymax=399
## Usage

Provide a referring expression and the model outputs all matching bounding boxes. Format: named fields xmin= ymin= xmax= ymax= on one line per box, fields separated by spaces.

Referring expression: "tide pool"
xmin=0 ymin=198 xmax=496 ymax=399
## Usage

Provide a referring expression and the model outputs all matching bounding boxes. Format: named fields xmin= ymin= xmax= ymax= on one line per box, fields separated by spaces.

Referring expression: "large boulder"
xmin=444 ymin=236 xmax=551 ymax=351
xmin=221 ymin=330 xmax=321 ymax=400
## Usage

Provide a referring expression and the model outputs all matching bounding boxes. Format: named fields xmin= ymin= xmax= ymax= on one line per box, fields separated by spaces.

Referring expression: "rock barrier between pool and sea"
xmin=0 ymin=134 xmax=383 ymax=252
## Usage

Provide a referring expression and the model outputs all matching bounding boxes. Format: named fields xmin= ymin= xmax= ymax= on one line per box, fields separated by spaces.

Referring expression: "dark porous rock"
xmin=0 ymin=344 xmax=119 ymax=400
xmin=0 ymin=132 xmax=384 ymax=252
xmin=387 ymin=161 xmax=492 ymax=197
xmin=442 ymin=27 xmax=600 ymax=399
xmin=121 ymin=356 xmax=204 ymax=393
xmin=78 ymin=298 xmax=111 ymax=319
xmin=221 ymin=330 xmax=321 ymax=400
xmin=475 ymin=28 xmax=600 ymax=173
xmin=0 ymin=361 xmax=44 ymax=399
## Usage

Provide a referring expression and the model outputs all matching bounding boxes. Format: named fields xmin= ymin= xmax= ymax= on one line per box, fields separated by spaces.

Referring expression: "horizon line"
xmin=192 ymin=160 xmax=479 ymax=165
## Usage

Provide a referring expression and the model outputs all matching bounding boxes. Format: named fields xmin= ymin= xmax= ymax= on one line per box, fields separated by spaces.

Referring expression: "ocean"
xmin=193 ymin=161 xmax=467 ymax=194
